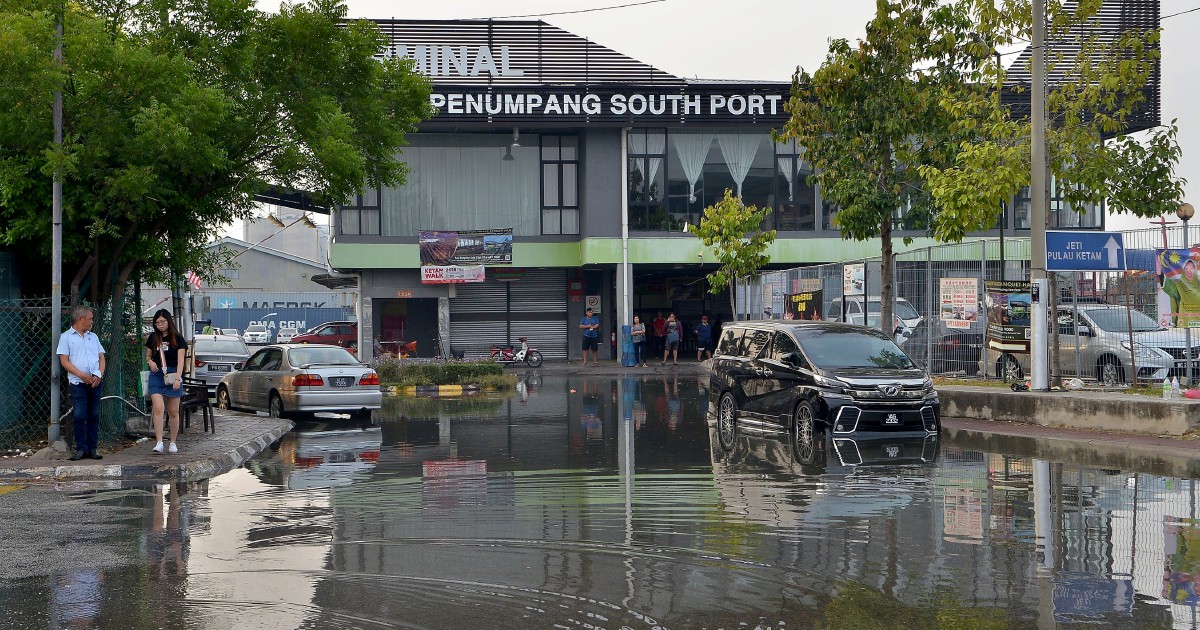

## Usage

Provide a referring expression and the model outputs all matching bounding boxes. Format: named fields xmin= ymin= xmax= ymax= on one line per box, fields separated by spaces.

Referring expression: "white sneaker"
xmin=168 ymin=442 xmax=178 ymax=454
xmin=152 ymin=442 xmax=163 ymax=453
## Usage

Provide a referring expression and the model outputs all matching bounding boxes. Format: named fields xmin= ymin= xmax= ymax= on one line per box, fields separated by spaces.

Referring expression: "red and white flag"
xmin=185 ymin=271 xmax=203 ymax=291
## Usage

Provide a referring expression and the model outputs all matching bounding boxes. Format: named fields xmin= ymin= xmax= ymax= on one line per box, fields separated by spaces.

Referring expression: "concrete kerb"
xmin=0 ymin=412 xmax=293 ymax=482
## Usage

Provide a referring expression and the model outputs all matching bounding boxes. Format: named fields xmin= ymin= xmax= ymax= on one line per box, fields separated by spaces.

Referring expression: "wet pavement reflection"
xmin=2 ymin=373 xmax=1200 ymax=628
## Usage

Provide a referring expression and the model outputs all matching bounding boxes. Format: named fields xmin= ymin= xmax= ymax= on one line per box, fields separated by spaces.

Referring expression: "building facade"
xmin=329 ymin=19 xmax=1104 ymax=361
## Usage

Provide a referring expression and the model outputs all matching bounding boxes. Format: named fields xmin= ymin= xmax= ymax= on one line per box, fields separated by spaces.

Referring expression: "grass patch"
xmin=376 ymin=358 xmax=517 ymax=389
xmin=933 ymin=377 xmax=1010 ymax=388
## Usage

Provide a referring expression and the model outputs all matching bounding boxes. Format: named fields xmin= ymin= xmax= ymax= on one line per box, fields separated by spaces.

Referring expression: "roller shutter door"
xmin=449 ymin=269 xmax=568 ymax=360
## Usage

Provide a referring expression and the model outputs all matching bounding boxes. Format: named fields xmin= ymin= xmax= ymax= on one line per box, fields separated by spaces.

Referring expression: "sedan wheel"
xmin=1097 ymin=357 xmax=1126 ymax=386
xmin=717 ymin=393 xmax=737 ymax=450
xmin=1000 ymin=354 xmax=1023 ymax=382
xmin=793 ymin=400 xmax=817 ymax=464
xmin=216 ymin=386 xmax=233 ymax=410
xmin=269 ymin=394 xmax=286 ymax=419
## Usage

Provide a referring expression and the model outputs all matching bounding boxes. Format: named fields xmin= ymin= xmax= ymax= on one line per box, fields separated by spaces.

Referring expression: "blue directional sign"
xmin=1046 ymin=231 xmax=1126 ymax=271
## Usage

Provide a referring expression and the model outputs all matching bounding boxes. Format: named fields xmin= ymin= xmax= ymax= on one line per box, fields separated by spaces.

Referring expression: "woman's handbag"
xmin=159 ymin=346 xmax=177 ymax=386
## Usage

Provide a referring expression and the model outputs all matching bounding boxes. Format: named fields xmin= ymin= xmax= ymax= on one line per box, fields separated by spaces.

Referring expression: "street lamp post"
xmin=1178 ymin=203 xmax=1195 ymax=249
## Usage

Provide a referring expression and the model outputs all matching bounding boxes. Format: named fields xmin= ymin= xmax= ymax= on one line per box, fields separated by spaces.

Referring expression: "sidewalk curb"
xmin=0 ymin=419 xmax=293 ymax=482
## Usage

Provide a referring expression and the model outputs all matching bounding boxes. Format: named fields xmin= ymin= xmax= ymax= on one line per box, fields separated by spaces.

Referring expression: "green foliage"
xmin=379 ymin=360 xmax=512 ymax=388
xmin=691 ymin=189 xmax=776 ymax=318
xmin=921 ymin=0 xmax=1181 ymax=233
xmin=0 ymin=0 xmax=435 ymax=301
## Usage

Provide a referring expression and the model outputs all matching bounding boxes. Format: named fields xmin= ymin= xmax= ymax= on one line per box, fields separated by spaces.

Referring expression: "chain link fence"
xmin=757 ymin=226 xmax=1193 ymax=387
xmin=0 ymin=291 xmax=147 ymax=451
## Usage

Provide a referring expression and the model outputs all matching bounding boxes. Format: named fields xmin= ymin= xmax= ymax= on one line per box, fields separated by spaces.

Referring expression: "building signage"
xmin=421 ymin=265 xmax=485 ymax=284
xmin=984 ymin=280 xmax=1031 ymax=353
xmin=385 ymin=45 xmax=524 ymax=78
xmin=419 ymin=228 xmax=513 ymax=266
xmin=428 ymin=91 xmax=785 ymax=118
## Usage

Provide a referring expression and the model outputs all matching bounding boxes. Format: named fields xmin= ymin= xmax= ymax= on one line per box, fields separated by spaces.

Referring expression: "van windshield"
xmin=867 ymin=300 xmax=921 ymax=320
xmin=798 ymin=329 xmax=916 ymax=370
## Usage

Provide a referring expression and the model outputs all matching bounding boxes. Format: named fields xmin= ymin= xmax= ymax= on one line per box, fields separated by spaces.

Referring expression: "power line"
xmin=471 ymin=0 xmax=666 ymax=20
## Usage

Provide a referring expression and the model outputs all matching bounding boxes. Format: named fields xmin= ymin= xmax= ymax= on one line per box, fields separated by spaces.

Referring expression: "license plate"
xmin=330 ymin=376 xmax=355 ymax=388
xmin=884 ymin=413 xmax=901 ymax=425
xmin=883 ymin=445 xmax=903 ymax=458
xmin=208 ymin=364 xmax=231 ymax=372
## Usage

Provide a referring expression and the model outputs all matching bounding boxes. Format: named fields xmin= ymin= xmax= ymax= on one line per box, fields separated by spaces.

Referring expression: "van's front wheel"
xmin=793 ymin=400 xmax=818 ymax=464
xmin=717 ymin=393 xmax=737 ymax=450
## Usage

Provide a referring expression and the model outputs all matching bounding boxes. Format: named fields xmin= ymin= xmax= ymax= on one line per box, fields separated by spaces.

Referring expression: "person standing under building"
xmin=694 ymin=314 xmax=714 ymax=361
xmin=631 ymin=315 xmax=648 ymax=367
xmin=662 ymin=312 xmax=681 ymax=365
xmin=651 ymin=312 xmax=667 ymax=357
xmin=145 ymin=309 xmax=188 ymax=454
xmin=57 ymin=305 xmax=106 ymax=461
xmin=579 ymin=307 xmax=600 ymax=366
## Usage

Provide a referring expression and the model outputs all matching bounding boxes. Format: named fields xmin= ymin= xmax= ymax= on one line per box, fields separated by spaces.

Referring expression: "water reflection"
xmin=7 ymin=375 xmax=1200 ymax=627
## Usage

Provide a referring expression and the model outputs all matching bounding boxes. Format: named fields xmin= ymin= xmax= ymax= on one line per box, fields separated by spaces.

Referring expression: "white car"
xmin=243 ymin=324 xmax=271 ymax=345
xmin=276 ymin=327 xmax=300 ymax=343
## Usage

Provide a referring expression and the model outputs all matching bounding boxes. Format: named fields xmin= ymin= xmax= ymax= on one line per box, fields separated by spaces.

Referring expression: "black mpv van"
xmin=708 ymin=321 xmax=940 ymax=460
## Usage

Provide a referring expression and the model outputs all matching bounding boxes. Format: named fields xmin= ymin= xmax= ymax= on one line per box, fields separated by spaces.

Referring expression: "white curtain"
xmin=383 ymin=135 xmax=541 ymax=236
xmin=718 ymin=134 xmax=763 ymax=197
xmin=645 ymin=133 xmax=666 ymax=193
xmin=671 ymin=133 xmax=714 ymax=202
xmin=776 ymin=157 xmax=796 ymax=202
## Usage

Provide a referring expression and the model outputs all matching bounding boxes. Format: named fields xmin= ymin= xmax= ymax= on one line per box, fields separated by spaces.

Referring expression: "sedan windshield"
xmin=1083 ymin=308 xmax=1161 ymax=333
xmin=288 ymin=346 xmax=359 ymax=366
xmin=799 ymin=329 xmax=916 ymax=370
xmin=246 ymin=325 xmax=267 ymax=333
xmin=194 ymin=340 xmax=248 ymax=354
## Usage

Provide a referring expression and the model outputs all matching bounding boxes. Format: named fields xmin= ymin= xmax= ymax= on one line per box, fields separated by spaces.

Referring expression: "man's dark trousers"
xmin=70 ymin=382 xmax=101 ymax=454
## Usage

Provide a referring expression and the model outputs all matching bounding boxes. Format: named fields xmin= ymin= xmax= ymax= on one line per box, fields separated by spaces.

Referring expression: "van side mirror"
xmin=783 ymin=352 xmax=808 ymax=369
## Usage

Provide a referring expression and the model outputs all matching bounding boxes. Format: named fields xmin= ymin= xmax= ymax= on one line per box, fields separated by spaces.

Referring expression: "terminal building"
xmin=325 ymin=18 xmax=1127 ymax=361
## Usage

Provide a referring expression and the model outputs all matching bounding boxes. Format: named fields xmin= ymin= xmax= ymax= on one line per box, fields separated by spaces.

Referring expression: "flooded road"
xmin=1 ymin=374 xmax=1198 ymax=628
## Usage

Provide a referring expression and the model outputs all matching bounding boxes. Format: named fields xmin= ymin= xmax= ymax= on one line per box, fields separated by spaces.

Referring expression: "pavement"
xmin=0 ymin=411 xmax=292 ymax=483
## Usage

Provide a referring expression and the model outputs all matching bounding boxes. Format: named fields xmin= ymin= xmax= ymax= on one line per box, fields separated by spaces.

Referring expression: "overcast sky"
xmin=259 ymin=0 xmax=1198 ymax=236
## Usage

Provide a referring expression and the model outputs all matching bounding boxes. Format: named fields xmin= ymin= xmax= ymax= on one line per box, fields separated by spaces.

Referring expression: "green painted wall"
xmin=332 ymin=236 xmax=987 ymax=269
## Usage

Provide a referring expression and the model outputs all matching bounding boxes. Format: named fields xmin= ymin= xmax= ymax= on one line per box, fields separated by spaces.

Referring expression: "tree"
xmin=778 ymin=0 xmax=984 ymax=337
xmin=0 ymin=0 xmax=434 ymax=340
xmin=920 ymin=0 xmax=1181 ymax=235
xmin=692 ymin=189 xmax=777 ymax=320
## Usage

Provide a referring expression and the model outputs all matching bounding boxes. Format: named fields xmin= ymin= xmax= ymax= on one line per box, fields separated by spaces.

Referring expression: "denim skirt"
xmin=148 ymin=369 xmax=184 ymax=398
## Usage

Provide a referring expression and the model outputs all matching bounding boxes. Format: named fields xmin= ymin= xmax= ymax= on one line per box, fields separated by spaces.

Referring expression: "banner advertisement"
xmin=420 ymin=265 xmax=485 ymax=284
xmin=419 ymin=228 xmax=513 ymax=266
xmin=785 ymin=290 xmax=823 ymax=321
xmin=843 ymin=263 xmax=865 ymax=296
xmin=762 ymin=275 xmax=785 ymax=317
xmin=939 ymin=278 xmax=979 ymax=330
xmin=1156 ymin=248 xmax=1200 ymax=327
xmin=984 ymin=280 xmax=1031 ymax=353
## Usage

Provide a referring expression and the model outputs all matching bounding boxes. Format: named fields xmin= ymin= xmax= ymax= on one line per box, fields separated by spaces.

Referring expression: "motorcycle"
xmin=489 ymin=337 xmax=543 ymax=368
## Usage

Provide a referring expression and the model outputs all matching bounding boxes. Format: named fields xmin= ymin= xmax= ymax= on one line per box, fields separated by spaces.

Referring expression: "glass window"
xmin=773 ymin=142 xmax=816 ymax=231
xmin=339 ymin=186 xmax=382 ymax=236
xmin=740 ymin=329 xmax=772 ymax=358
xmin=768 ymin=332 xmax=798 ymax=361
xmin=244 ymin=349 xmax=271 ymax=371
xmin=541 ymin=135 xmax=580 ymax=235
xmin=716 ymin=328 xmax=744 ymax=356
xmin=628 ymin=129 xmax=668 ymax=231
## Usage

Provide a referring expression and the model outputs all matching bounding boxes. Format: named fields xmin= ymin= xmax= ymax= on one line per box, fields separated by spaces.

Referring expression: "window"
xmin=716 ymin=328 xmax=744 ymax=356
xmin=218 ymin=268 xmax=239 ymax=280
xmin=541 ymin=136 xmax=580 ymax=235
xmin=740 ymin=329 xmax=772 ymax=358
xmin=628 ymin=129 xmax=668 ymax=230
xmin=773 ymin=138 xmax=815 ymax=231
xmin=768 ymin=332 xmax=799 ymax=362
xmin=339 ymin=186 xmax=382 ymax=235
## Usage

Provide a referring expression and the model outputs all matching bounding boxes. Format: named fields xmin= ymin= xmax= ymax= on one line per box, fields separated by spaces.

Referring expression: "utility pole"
xmin=1030 ymin=0 xmax=1050 ymax=391
xmin=48 ymin=14 xmax=65 ymax=448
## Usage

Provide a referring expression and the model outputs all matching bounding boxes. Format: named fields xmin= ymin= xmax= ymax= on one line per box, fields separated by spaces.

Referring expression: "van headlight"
xmin=1121 ymin=341 xmax=1167 ymax=362
xmin=813 ymin=374 xmax=850 ymax=394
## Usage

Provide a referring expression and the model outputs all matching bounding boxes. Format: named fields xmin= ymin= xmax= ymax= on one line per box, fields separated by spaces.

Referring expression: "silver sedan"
xmin=215 ymin=344 xmax=382 ymax=419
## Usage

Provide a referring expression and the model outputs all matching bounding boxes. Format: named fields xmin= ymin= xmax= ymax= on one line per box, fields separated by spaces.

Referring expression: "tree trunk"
xmin=729 ymin=278 xmax=737 ymax=322
xmin=880 ymin=212 xmax=895 ymax=340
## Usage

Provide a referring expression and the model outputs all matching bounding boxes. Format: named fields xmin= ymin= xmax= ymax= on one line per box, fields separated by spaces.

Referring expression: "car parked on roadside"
xmin=190 ymin=334 xmax=251 ymax=394
xmin=221 ymin=328 xmax=239 ymax=336
xmin=709 ymin=320 xmax=939 ymax=464
xmin=901 ymin=320 xmax=985 ymax=376
xmin=243 ymin=324 xmax=271 ymax=346
xmin=276 ymin=327 xmax=299 ymax=344
xmin=215 ymin=344 xmax=381 ymax=419
xmin=982 ymin=303 xmax=1194 ymax=385
xmin=826 ymin=296 xmax=925 ymax=338
xmin=291 ymin=321 xmax=359 ymax=351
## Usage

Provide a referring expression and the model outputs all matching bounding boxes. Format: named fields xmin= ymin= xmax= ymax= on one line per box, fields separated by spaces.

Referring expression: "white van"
xmin=826 ymin=296 xmax=924 ymax=339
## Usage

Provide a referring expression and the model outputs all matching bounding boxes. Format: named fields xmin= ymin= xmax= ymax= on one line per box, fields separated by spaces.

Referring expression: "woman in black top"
xmin=145 ymin=309 xmax=189 ymax=454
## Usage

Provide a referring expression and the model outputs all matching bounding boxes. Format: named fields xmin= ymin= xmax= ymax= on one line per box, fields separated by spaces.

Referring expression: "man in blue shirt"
xmin=694 ymin=314 xmax=714 ymax=362
xmin=579 ymin=307 xmax=600 ymax=366
xmin=56 ymin=305 xmax=106 ymax=461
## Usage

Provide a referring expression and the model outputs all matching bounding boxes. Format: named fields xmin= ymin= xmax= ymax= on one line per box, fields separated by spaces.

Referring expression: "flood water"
xmin=3 ymin=373 xmax=1200 ymax=628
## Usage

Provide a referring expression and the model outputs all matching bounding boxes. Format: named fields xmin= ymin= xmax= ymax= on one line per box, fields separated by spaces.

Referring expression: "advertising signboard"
xmin=939 ymin=278 xmax=979 ymax=330
xmin=984 ymin=280 xmax=1032 ymax=353
xmin=785 ymin=290 xmax=823 ymax=321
